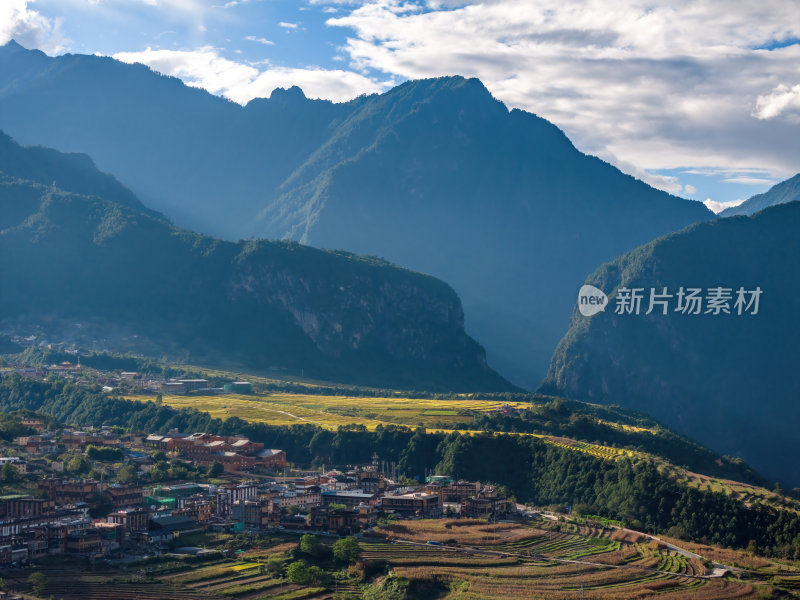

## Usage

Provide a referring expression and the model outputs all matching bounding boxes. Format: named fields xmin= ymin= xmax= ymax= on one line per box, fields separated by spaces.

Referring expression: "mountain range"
xmin=0 ymin=132 xmax=512 ymax=392
xmin=0 ymin=40 xmax=713 ymax=388
xmin=541 ymin=201 xmax=800 ymax=486
xmin=2 ymin=39 xmax=798 ymax=485
xmin=720 ymin=173 xmax=800 ymax=217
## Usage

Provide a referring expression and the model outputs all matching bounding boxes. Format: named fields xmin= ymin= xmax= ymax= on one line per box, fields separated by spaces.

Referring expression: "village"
xmin=1 ymin=419 xmax=516 ymax=568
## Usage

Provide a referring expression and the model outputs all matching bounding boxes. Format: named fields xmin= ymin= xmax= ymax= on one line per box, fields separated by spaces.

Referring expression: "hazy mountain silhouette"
xmin=0 ymin=132 xmax=512 ymax=391
xmin=0 ymin=41 xmax=712 ymax=388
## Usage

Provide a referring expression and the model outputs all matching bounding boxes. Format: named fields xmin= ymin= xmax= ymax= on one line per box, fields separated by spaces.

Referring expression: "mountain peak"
xmin=391 ymin=75 xmax=495 ymax=101
xmin=2 ymin=39 xmax=25 ymax=51
xmin=270 ymin=85 xmax=307 ymax=101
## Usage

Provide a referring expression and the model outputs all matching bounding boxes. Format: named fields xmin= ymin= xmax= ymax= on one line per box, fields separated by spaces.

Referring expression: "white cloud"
xmin=323 ymin=0 xmax=799 ymax=183
xmin=243 ymin=66 xmax=390 ymax=102
xmin=245 ymin=35 xmax=274 ymax=46
xmin=0 ymin=0 xmax=68 ymax=53
xmin=703 ymin=198 xmax=745 ymax=213
xmin=723 ymin=176 xmax=777 ymax=185
xmin=40 ymin=0 xmax=797 ymax=195
xmin=112 ymin=46 xmax=391 ymax=103
xmin=753 ymin=83 xmax=800 ymax=121
xmin=114 ymin=47 xmax=259 ymax=96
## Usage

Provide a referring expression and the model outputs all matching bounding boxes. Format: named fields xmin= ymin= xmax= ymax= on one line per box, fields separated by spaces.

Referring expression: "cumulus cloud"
xmin=279 ymin=21 xmax=298 ymax=29
xmin=112 ymin=46 xmax=391 ymax=103
xmin=0 ymin=0 xmax=68 ymax=53
xmin=753 ymin=83 xmax=800 ymax=121
xmin=703 ymin=198 xmax=746 ymax=213
xmin=114 ymin=47 xmax=259 ymax=96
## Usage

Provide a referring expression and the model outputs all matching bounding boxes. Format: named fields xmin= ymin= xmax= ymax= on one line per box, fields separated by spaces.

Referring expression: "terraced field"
xmin=5 ymin=566 xmax=227 ymax=600
xmin=158 ymin=556 xmax=330 ymax=599
xmin=4 ymin=555 xmax=333 ymax=600
xmin=677 ymin=470 xmax=800 ymax=515
xmin=362 ymin=519 xmax=767 ymax=599
xmin=538 ymin=437 xmax=637 ymax=461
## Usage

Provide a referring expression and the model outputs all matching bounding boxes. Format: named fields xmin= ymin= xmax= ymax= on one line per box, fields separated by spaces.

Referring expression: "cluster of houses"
xmin=144 ymin=431 xmax=285 ymax=472
xmin=0 ymin=360 xmax=516 ymax=567
xmin=1 ymin=430 xmax=511 ymax=566
xmin=11 ymin=424 xmax=122 ymax=473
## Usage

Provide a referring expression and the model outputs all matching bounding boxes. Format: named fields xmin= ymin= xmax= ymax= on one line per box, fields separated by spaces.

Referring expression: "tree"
xmin=116 ymin=463 xmax=138 ymax=484
xmin=150 ymin=465 xmax=167 ymax=482
xmin=88 ymin=492 xmax=114 ymax=519
xmin=207 ymin=461 xmax=224 ymax=478
xmin=168 ymin=464 xmax=189 ymax=480
xmin=1 ymin=461 xmax=20 ymax=484
xmin=28 ymin=571 xmax=48 ymax=596
xmin=333 ymin=536 xmax=362 ymax=564
xmin=86 ymin=445 xmax=124 ymax=462
xmin=286 ymin=561 xmax=310 ymax=584
xmin=299 ymin=533 xmax=327 ymax=559
xmin=65 ymin=455 xmax=90 ymax=475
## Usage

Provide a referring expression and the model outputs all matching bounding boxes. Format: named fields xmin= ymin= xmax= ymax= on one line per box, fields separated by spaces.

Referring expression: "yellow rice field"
xmin=129 ymin=392 xmax=639 ymax=462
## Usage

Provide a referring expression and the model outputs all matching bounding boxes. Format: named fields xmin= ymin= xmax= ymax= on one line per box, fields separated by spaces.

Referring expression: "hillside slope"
xmin=541 ymin=201 xmax=800 ymax=485
xmin=0 ymin=42 xmax=713 ymax=388
xmin=0 ymin=136 xmax=512 ymax=392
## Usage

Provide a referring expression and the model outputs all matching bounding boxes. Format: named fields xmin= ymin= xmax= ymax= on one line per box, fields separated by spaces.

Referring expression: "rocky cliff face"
xmin=230 ymin=250 xmax=464 ymax=358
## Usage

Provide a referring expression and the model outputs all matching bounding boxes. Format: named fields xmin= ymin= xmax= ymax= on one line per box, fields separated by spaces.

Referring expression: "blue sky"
xmin=2 ymin=0 xmax=799 ymax=210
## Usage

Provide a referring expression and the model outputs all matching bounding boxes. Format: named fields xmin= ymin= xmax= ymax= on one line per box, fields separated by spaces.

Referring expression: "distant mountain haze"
xmin=720 ymin=173 xmax=800 ymax=217
xmin=542 ymin=201 xmax=800 ymax=485
xmin=0 ymin=133 xmax=512 ymax=391
xmin=0 ymin=40 xmax=713 ymax=388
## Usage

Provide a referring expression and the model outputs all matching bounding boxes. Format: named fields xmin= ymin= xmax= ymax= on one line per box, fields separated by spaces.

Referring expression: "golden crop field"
xmin=129 ymin=392 xmax=641 ymax=463
xmin=130 ymin=392 xmax=532 ymax=429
